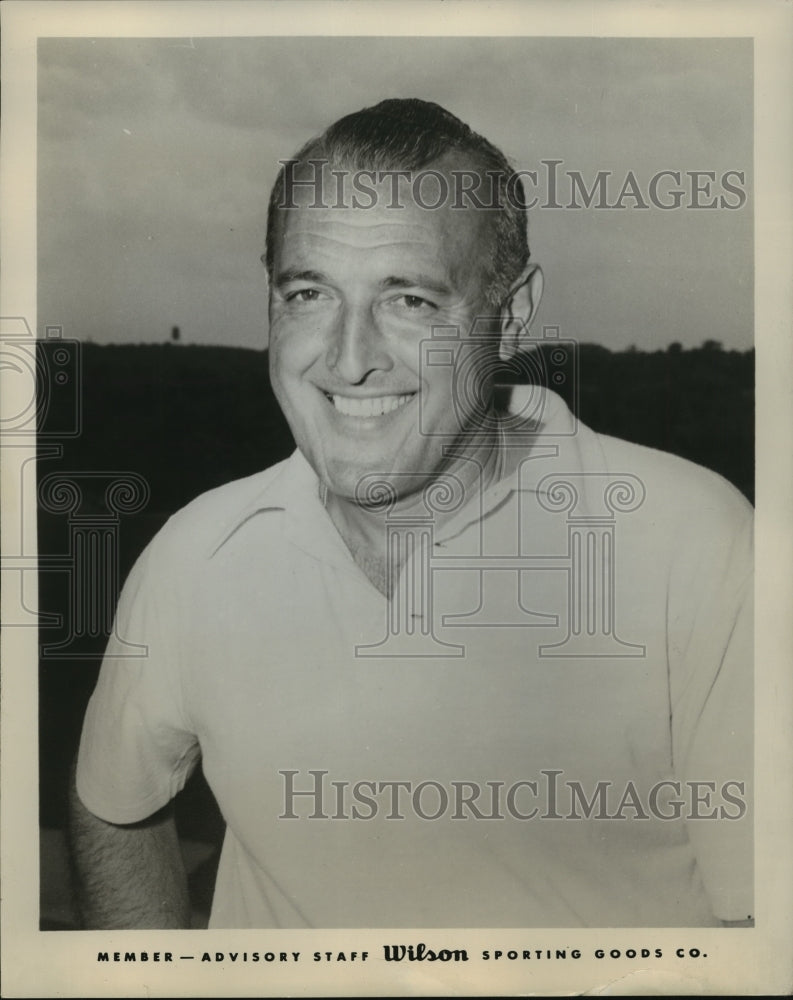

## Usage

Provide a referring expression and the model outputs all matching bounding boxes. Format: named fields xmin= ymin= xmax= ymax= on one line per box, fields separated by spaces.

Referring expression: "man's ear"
xmin=498 ymin=264 xmax=544 ymax=361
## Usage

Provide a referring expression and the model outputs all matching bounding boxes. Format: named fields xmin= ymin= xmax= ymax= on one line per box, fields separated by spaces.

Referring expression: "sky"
xmin=38 ymin=35 xmax=753 ymax=351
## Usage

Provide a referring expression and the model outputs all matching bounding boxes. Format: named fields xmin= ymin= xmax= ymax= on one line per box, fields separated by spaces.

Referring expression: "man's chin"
xmin=318 ymin=457 xmax=420 ymax=507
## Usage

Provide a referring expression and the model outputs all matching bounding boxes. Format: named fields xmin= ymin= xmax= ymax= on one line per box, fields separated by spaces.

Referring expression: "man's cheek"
xmin=269 ymin=333 xmax=305 ymax=383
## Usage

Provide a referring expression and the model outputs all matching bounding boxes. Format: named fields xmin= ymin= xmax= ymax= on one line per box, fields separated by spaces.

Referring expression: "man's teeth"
xmin=329 ymin=393 xmax=414 ymax=417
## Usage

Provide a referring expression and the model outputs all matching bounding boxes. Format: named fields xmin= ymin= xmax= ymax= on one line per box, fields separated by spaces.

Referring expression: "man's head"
xmin=264 ymin=99 xmax=543 ymax=505
xmin=265 ymin=98 xmax=531 ymax=310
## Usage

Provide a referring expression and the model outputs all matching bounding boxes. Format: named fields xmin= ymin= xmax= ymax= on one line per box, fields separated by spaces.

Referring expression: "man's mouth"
xmin=324 ymin=392 xmax=416 ymax=418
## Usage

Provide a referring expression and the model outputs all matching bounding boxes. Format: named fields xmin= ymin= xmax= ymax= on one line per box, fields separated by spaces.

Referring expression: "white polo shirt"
xmin=76 ymin=388 xmax=753 ymax=928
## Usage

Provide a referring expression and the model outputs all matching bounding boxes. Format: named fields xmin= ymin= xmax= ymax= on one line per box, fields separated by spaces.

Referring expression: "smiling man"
xmin=71 ymin=99 xmax=753 ymax=929
xmin=266 ymin=135 xmax=541 ymax=594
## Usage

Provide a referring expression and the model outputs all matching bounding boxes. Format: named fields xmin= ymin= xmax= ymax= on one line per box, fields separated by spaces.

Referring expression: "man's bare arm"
xmin=68 ymin=765 xmax=190 ymax=929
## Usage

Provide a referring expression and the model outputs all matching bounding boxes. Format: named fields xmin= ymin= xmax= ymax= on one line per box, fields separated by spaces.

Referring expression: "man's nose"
xmin=326 ymin=302 xmax=392 ymax=384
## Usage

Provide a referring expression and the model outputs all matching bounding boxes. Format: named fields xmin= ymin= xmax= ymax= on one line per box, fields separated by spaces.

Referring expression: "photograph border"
xmin=2 ymin=1 xmax=791 ymax=996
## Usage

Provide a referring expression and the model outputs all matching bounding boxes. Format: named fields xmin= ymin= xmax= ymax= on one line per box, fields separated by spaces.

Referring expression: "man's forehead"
xmin=280 ymin=199 xmax=459 ymax=241
xmin=283 ymin=151 xmax=491 ymax=204
xmin=274 ymin=158 xmax=495 ymax=261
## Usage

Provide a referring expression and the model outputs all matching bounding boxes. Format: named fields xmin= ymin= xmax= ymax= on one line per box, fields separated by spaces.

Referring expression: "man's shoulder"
xmin=149 ymin=455 xmax=297 ymax=560
xmin=519 ymin=388 xmax=752 ymax=528
xmin=591 ymin=429 xmax=753 ymax=533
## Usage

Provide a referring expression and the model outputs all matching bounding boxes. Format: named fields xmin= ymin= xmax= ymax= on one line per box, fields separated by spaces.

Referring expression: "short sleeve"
xmin=76 ymin=538 xmax=200 ymax=824
xmin=670 ymin=499 xmax=754 ymax=922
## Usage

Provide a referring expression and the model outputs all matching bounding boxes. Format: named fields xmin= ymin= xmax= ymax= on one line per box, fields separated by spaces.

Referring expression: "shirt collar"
xmin=431 ymin=386 xmax=571 ymax=543
xmin=206 ymin=449 xmax=322 ymax=558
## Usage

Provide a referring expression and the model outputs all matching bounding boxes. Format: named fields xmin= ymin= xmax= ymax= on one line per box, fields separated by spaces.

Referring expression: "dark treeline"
xmin=37 ymin=339 xmax=753 ymax=838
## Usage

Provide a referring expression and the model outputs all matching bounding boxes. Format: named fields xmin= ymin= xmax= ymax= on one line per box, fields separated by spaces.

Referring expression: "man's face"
xmin=268 ymin=166 xmax=500 ymax=504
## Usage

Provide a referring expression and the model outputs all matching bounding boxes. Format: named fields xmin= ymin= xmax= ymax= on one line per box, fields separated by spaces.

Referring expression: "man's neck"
xmin=323 ymin=424 xmax=505 ymax=597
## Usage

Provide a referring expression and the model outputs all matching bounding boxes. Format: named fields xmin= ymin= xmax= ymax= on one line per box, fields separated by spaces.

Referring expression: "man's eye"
xmin=285 ymin=288 xmax=323 ymax=303
xmin=396 ymin=294 xmax=435 ymax=311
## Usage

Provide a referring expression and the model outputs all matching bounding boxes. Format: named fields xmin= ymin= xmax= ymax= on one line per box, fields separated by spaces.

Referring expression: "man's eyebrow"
xmin=274 ymin=268 xmax=328 ymax=288
xmin=381 ymin=275 xmax=452 ymax=297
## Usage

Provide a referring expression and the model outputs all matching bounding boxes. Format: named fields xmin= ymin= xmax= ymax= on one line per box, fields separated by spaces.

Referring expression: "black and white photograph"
xmin=2 ymin=1 xmax=792 ymax=996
